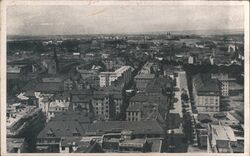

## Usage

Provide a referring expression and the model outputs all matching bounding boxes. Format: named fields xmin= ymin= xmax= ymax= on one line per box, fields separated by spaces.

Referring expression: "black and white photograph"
xmin=1 ymin=0 xmax=249 ymax=155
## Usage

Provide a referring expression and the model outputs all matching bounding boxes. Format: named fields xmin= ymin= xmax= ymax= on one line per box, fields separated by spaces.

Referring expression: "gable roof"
xmin=81 ymin=120 xmax=165 ymax=136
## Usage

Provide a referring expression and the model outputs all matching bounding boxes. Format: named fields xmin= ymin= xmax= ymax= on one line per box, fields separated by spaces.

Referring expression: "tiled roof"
xmin=37 ymin=121 xmax=84 ymax=138
xmin=193 ymin=73 xmax=220 ymax=93
xmin=145 ymin=77 xmax=172 ymax=93
xmin=51 ymin=111 xmax=91 ymax=123
xmin=71 ymin=95 xmax=91 ymax=103
xmin=135 ymin=73 xmax=155 ymax=79
xmin=81 ymin=121 xmax=165 ymax=136
xmin=198 ymin=114 xmax=211 ymax=122
xmin=92 ymin=92 xmax=109 ymax=99
xmin=54 ymin=93 xmax=70 ymax=100
xmin=167 ymin=113 xmax=182 ymax=130
xmin=34 ymin=82 xmax=63 ymax=92
xmin=38 ymin=120 xmax=164 ymax=139
xmin=65 ymin=89 xmax=93 ymax=95
xmin=130 ymin=94 xmax=168 ymax=103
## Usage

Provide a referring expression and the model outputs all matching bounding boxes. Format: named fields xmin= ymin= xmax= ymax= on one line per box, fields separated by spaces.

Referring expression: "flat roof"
xmin=212 ymin=125 xmax=237 ymax=142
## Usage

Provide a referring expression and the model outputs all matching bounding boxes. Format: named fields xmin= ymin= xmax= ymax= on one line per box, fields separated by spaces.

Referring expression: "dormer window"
xmin=72 ymin=128 xmax=80 ymax=137
xmin=47 ymin=128 xmax=55 ymax=137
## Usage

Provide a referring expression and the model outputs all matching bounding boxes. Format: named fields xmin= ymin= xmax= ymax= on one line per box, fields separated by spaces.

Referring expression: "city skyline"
xmin=7 ymin=5 xmax=244 ymax=35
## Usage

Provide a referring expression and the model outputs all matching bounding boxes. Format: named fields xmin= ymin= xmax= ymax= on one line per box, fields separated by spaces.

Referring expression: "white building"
xmin=99 ymin=66 xmax=132 ymax=87
xmin=188 ymin=56 xmax=194 ymax=64
xmin=47 ymin=99 xmax=70 ymax=122
xmin=193 ymin=74 xmax=220 ymax=112
xmin=207 ymin=124 xmax=238 ymax=153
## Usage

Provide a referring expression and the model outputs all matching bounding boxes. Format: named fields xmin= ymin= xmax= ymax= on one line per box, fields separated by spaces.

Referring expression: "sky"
xmin=7 ymin=5 xmax=244 ymax=35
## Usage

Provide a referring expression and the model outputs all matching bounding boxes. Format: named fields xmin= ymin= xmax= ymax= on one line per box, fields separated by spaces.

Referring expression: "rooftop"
xmin=34 ymin=82 xmax=63 ymax=92
xmin=145 ymin=77 xmax=172 ymax=93
xmin=7 ymin=105 xmax=39 ymax=128
xmin=193 ymin=73 xmax=220 ymax=94
xmin=135 ymin=73 xmax=155 ymax=79
xmin=119 ymin=138 xmax=146 ymax=147
xmin=130 ymin=94 xmax=168 ymax=103
xmin=71 ymin=95 xmax=91 ymax=103
xmin=51 ymin=111 xmax=91 ymax=123
xmin=37 ymin=121 xmax=84 ymax=138
xmin=82 ymin=120 xmax=165 ymax=136
xmin=49 ymin=101 xmax=70 ymax=109
xmin=114 ymin=66 xmax=131 ymax=74
xmin=211 ymin=125 xmax=237 ymax=142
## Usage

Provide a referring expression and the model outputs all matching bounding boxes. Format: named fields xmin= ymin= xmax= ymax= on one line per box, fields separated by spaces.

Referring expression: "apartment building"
xmin=193 ymin=74 xmax=220 ymax=112
xmin=99 ymin=66 xmax=132 ymax=87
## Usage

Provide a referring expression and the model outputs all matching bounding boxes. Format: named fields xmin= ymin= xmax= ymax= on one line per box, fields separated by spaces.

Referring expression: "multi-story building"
xmin=7 ymin=105 xmax=46 ymax=152
xmin=126 ymin=94 xmax=168 ymax=122
xmin=99 ymin=66 xmax=132 ymax=87
xmin=139 ymin=62 xmax=153 ymax=74
xmin=63 ymin=78 xmax=74 ymax=91
xmin=145 ymin=77 xmax=172 ymax=96
xmin=211 ymin=73 xmax=236 ymax=97
xmin=36 ymin=112 xmax=91 ymax=153
xmin=188 ymin=56 xmax=194 ymax=64
xmin=71 ymin=94 xmax=92 ymax=112
xmin=113 ymin=94 xmax=123 ymax=116
xmin=7 ymin=138 xmax=27 ymax=153
xmin=91 ymin=92 xmax=114 ymax=120
xmin=37 ymin=119 xmax=164 ymax=153
xmin=193 ymin=74 xmax=220 ymax=112
xmin=47 ymin=99 xmax=70 ymax=122
xmin=7 ymin=105 xmax=45 ymax=137
xmin=134 ymin=74 xmax=155 ymax=91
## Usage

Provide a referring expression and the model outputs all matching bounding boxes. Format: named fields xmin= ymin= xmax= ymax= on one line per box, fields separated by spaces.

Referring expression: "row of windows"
xmin=127 ymin=117 xmax=139 ymax=121
xmin=51 ymin=107 xmax=66 ymax=111
xmin=127 ymin=112 xmax=139 ymax=116
xmin=96 ymin=110 xmax=109 ymax=115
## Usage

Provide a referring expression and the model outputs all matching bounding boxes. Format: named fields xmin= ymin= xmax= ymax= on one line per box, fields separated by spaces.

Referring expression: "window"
xmin=62 ymin=147 xmax=65 ymax=150
xmin=73 ymin=133 xmax=80 ymax=137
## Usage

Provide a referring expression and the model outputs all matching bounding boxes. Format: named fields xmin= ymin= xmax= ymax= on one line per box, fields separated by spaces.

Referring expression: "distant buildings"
xmin=228 ymin=44 xmax=236 ymax=53
xmin=7 ymin=33 xmax=244 ymax=153
xmin=99 ymin=66 xmax=132 ymax=87
xmin=193 ymin=74 xmax=220 ymax=112
xmin=188 ymin=56 xmax=194 ymax=64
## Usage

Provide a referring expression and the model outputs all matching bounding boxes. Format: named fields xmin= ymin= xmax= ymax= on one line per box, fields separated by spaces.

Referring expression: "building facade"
xmin=193 ymin=74 xmax=220 ymax=112
xmin=91 ymin=93 xmax=113 ymax=120
xmin=99 ymin=66 xmax=132 ymax=87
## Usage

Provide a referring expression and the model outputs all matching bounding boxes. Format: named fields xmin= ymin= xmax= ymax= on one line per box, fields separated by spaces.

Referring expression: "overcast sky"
xmin=7 ymin=5 xmax=244 ymax=35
